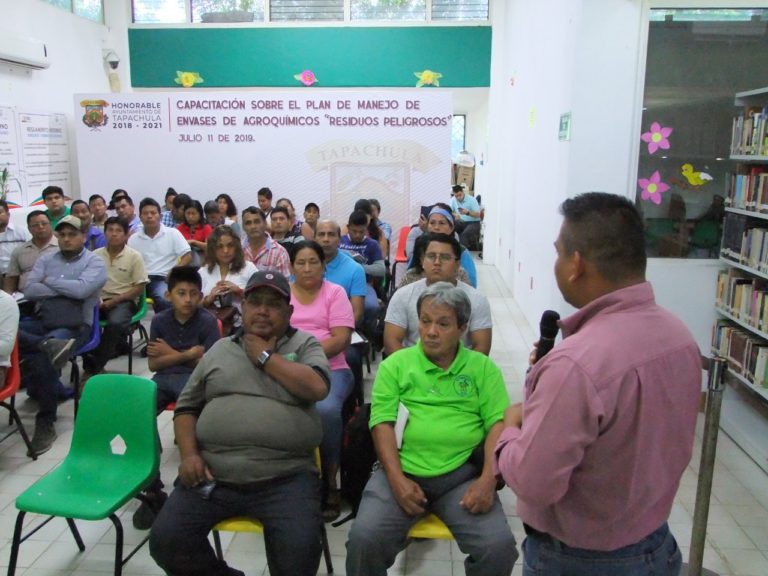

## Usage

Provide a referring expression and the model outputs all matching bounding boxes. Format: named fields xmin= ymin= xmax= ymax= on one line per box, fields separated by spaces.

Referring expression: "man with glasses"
xmin=383 ymin=233 xmax=492 ymax=356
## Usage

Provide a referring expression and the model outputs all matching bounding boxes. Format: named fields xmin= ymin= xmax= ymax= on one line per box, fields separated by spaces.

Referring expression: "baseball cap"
xmin=54 ymin=215 xmax=84 ymax=232
xmin=244 ymin=270 xmax=291 ymax=302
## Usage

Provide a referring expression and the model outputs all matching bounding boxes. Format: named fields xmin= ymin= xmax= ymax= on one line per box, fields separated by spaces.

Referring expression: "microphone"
xmin=534 ymin=310 xmax=561 ymax=362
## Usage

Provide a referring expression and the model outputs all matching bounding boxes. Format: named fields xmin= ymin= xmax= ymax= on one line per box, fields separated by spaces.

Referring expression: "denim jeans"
xmin=522 ymin=522 xmax=681 ymax=576
xmin=148 ymin=276 xmax=172 ymax=313
xmin=19 ymin=319 xmax=90 ymax=424
xmin=153 ymin=372 xmax=192 ymax=412
xmin=86 ymin=300 xmax=136 ymax=373
xmin=149 ymin=471 xmax=322 ymax=576
xmin=315 ymin=368 xmax=354 ymax=470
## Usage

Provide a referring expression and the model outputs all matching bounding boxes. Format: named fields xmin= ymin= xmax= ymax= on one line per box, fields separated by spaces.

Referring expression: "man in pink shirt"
xmin=495 ymin=193 xmax=701 ymax=576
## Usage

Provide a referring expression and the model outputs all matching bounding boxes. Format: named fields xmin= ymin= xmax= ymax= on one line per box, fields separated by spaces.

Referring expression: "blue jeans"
xmin=153 ymin=372 xmax=192 ymax=412
xmin=86 ymin=300 xmax=136 ymax=373
xmin=315 ymin=368 xmax=354 ymax=470
xmin=148 ymin=276 xmax=172 ymax=313
xmin=150 ymin=471 xmax=322 ymax=576
xmin=522 ymin=522 xmax=681 ymax=576
xmin=19 ymin=319 xmax=90 ymax=423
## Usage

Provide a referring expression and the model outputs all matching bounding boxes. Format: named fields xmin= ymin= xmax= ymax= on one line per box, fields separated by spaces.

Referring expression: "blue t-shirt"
xmin=339 ymin=235 xmax=383 ymax=265
xmin=450 ymin=194 xmax=481 ymax=223
xmin=150 ymin=307 xmax=220 ymax=375
xmin=324 ymin=250 xmax=367 ymax=298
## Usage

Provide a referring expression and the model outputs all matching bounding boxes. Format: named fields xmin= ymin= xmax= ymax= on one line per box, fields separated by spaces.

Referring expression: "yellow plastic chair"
xmin=7 ymin=374 xmax=159 ymax=576
xmin=211 ymin=449 xmax=334 ymax=573
xmin=408 ymin=513 xmax=454 ymax=540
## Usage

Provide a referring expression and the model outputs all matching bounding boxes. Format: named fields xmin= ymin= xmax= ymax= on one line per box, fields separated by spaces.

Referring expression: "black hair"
xmin=452 ymin=184 xmax=464 ymax=194
xmin=216 ymin=193 xmax=238 ymax=217
xmin=172 ymin=193 xmax=192 ymax=210
xmin=103 ymin=215 xmax=129 ymax=235
xmin=115 ymin=194 xmax=134 ymax=207
xmin=242 ymin=206 xmax=266 ymax=220
xmin=88 ymin=194 xmax=106 ymax=204
xmin=42 ymin=186 xmax=64 ymax=200
xmin=165 ymin=187 xmax=178 ymax=200
xmin=559 ymin=192 xmax=647 ymax=282
xmin=369 ymin=198 xmax=381 ymax=212
xmin=421 ymin=232 xmax=461 ymax=263
xmin=204 ymin=200 xmax=220 ymax=215
xmin=70 ymin=199 xmax=89 ymax=210
xmin=27 ymin=210 xmax=50 ymax=225
xmin=139 ymin=197 xmax=161 ymax=214
xmin=167 ymin=265 xmax=202 ymax=292
xmin=348 ymin=209 xmax=369 ymax=228
xmin=257 ymin=187 xmax=273 ymax=200
xmin=183 ymin=200 xmax=206 ymax=226
xmin=270 ymin=206 xmax=290 ymax=220
xmin=304 ymin=202 xmax=319 ymax=212
xmin=112 ymin=189 xmax=128 ymax=199
xmin=289 ymin=240 xmax=325 ymax=265
xmin=353 ymin=199 xmax=372 ymax=215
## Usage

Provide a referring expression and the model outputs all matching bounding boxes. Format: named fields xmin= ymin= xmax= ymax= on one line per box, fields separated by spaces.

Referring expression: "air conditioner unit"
xmin=0 ymin=35 xmax=50 ymax=70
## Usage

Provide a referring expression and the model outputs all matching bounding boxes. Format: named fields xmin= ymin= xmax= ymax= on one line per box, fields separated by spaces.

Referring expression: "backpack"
xmin=333 ymin=403 xmax=376 ymax=527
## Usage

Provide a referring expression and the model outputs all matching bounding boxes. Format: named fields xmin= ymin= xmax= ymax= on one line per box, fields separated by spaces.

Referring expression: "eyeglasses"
xmin=423 ymin=253 xmax=456 ymax=263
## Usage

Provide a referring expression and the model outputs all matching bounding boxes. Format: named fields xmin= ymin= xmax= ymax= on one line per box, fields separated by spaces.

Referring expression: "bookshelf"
xmin=715 ymin=87 xmax=768 ymax=473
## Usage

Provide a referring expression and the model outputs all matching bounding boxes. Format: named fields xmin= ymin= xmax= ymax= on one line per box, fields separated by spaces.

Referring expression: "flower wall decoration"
xmin=174 ymin=71 xmax=204 ymax=88
xmin=638 ymin=171 xmax=670 ymax=205
xmin=415 ymin=70 xmax=442 ymax=87
xmin=641 ymin=121 xmax=673 ymax=154
xmin=294 ymin=70 xmax=317 ymax=86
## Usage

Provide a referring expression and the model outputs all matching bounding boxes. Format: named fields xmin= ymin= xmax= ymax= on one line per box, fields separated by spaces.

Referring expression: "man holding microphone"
xmin=495 ymin=193 xmax=701 ymax=576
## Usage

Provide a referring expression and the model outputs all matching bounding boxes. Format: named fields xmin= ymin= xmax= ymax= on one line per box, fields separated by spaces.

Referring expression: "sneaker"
xmin=28 ymin=420 xmax=57 ymax=457
xmin=41 ymin=338 xmax=76 ymax=371
xmin=132 ymin=489 xmax=168 ymax=530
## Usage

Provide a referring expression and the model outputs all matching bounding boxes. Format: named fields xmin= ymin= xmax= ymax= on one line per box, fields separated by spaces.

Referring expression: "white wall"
xmin=0 ymin=0 xmax=129 ymax=205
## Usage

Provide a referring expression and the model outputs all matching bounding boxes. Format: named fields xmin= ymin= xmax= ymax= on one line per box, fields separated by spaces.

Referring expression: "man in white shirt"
xmin=0 ymin=200 xmax=30 ymax=277
xmin=128 ymin=198 xmax=191 ymax=312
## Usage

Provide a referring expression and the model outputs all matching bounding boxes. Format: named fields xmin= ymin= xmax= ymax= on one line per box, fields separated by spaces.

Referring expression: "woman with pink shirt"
xmin=289 ymin=240 xmax=354 ymax=522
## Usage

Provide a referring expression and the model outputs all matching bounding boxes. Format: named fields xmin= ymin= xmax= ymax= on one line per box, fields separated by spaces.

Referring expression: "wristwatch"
xmin=257 ymin=349 xmax=273 ymax=368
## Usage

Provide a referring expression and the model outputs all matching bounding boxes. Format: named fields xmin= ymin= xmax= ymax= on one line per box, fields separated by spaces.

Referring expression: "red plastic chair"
xmin=0 ymin=339 xmax=36 ymax=459
xmin=390 ymin=225 xmax=413 ymax=291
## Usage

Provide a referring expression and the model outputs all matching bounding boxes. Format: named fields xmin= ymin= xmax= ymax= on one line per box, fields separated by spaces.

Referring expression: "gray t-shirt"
xmin=384 ymin=278 xmax=492 ymax=348
xmin=175 ymin=327 xmax=330 ymax=484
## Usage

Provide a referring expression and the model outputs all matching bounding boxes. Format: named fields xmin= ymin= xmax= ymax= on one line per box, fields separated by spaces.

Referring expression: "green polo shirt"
xmin=46 ymin=206 xmax=71 ymax=230
xmin=370 ymin=342 xmax=509 ymax=477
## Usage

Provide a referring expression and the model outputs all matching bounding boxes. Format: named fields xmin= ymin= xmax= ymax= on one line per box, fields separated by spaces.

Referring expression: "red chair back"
xmin=0 ymin=339 xmax=21 ymax=402
xmin=393 ymin=226 xmax=411 ymax=264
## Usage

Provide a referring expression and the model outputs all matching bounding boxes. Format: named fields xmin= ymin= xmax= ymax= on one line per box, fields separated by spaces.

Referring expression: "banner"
xmin=74 ymin=90 xmax=453 ymax=251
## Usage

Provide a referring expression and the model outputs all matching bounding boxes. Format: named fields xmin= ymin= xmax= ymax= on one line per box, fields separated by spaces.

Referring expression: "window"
xmin=270 ymin=0 xmax=343 ymax=21
xmin=451 ymin=115 xmax=466 ymax=161
xmin=636 ymin=8 xmax=768 ymax=259
xmin=432 ymin=0 xmax=488 ymax=21
xmin=42 ymin=0 xmax=103 ymax=22
xmin=134 ymin=0 xmax=187 ymax=23
xmin=351 ymin=0 xmax=426 ymax=21
xmin=192 ymin=0 xmax=265 ymax=22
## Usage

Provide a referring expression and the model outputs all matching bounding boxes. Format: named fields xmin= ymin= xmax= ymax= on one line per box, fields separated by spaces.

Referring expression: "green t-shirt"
xmin=370 ymin=342 xmax=509 ymax=477
xmin=47 ymin=206 xmax=71 ymax=230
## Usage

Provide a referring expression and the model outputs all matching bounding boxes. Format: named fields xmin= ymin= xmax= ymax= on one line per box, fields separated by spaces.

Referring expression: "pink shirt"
xmin=495 ymin=282 xmax=701 ymax=551
xmin=290 ymin=281 xmax=355 ymax=371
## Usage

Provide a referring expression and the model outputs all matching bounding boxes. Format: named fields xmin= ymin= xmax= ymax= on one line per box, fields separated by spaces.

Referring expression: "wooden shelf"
xmin=725 ymin=207 xmax=768 ymax=221
xmin=715 ymin=305 xmax=768 ymax=341
xmin=730 ymin=154 xmax=768 ymax=163
xmin=719 ymin=256 xmax=768 ymax=282
xmin=724 ymin=367 xmax=768 ymax=403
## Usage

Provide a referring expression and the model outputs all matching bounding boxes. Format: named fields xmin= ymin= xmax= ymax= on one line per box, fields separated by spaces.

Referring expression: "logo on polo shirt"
xmin=453 ymin=375 xmax=474 ymax=397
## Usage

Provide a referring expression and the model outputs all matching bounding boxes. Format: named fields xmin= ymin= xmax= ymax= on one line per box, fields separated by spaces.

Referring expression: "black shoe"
xmin=28 ymin=420 xmax=57 ymax=457
xmin=41 ymin=338 xmax=76 ymax=371
xmin=132 ymin=489 xmax=168 ymax=530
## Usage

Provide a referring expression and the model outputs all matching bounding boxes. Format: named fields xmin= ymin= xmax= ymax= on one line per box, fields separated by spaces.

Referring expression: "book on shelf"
xmin=712 ymin=320 xmax=768 ymax=389
xmin=731 ymin=106 xmax=768 ymax=156
xmin=721 ymin=212 xmax=748 ymax=259
xmin=726 ymin=166 xmax=768 ymax=210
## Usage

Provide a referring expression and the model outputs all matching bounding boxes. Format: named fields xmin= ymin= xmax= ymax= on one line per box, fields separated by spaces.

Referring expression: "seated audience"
xmin=241 ymin=206 xmax=291 ymax=277
xmin=346 ymin=282 xmax=517 ymax=576
xmin=451 ymin=185 xmax=482 ymax=250
xmin=163 ymin=192 xmax=192 ymax=229
xmin=304 ymin=202 xmax=320 ymax=237
xmin=199 ymin=225 xmax=257 ymax=335
xmin=19 ymin=215 xmax=106 ymax=456
xmin=177 ymin=200 xmax=213 ymax=266
xmin=83 ymin=216 xmax=148 ymax=381
xmin=216 ymin=193 xmax=239 ymax=226
xmin=399 ymin=232 xmax=471 ymax=289
xmin=276 ymin=197 xmax=313 ymax=239
xmin=114 ymin=194 xmax=142 ymax=234
xmin=369 ymin=198 xmax=392 ymax=256
xmin=257 ymin=186 xmax=274 ymax=223
xmin=418 ymin=204 xmax=477 ymax=287
xmin=270 ymin=206 xmax=305 ymax=253
xmin=149 ymin=270 xmax=330 ymax=576
xmin=384 ymin=233 xmax=491 ymax=356
xmin=289 ymin=240 xmax=354 ymax=521
xmin=127 ymin=198 xmax=191 ymax=312
xmin=42 ymin=185 xmax=70 ymax=229
xmin=160 ymin=187 xmax=178 ymax=227
xmin=133 ymin=265 xmax=221 ymax=530
xmin=0 ymin=200 xmax=31 ymax=277
xmin=3 ymin=211 xmax=58 ymax=296
xmin=70 ymin=200 xmax=106 ymax=251
xmin=88 ymin=194 xmax=109 ymax=231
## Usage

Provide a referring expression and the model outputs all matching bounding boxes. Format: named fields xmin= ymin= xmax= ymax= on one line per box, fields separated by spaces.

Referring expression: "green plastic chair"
xmin=98 ymin=290 xmax=149 ymax=375
xmin=7 ymin=374 xmax=159 ymax=576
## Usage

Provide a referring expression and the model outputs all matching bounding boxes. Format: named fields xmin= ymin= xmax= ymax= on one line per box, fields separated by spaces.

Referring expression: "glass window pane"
xmin=43 ymin=0 xmax=73 ymax=9
xmin=451 ymin=115 xmax=466 ymax=161
xmin=432 ymin=0 xmax=488 ymax=21
xmin=133 ymin=0 xmax=188 ymax=23
xmin=636 ymin=8 xmax=768 ymax=259
xmin=351 ymin=0 xmax=426 ymax=21
xmin=74 ymin=0 xmax=103 ymax=22
xmin=192 ymin=1 xmax=265 ymax=23
xmin=270 ymin=1 xmax=343 ymax=21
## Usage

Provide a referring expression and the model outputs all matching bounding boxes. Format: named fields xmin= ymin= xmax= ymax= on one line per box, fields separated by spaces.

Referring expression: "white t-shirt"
xmin=385 ymin=278 xmax=492 ymax=348
xmin=127 ymin=224 xmax=191 ymax=276
xmin=199 ymin=261 xmax=258 ymax=311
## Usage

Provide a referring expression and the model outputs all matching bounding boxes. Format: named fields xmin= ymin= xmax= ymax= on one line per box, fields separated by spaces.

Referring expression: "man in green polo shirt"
xmin=346 ymin=282 xmax=517 ymax=576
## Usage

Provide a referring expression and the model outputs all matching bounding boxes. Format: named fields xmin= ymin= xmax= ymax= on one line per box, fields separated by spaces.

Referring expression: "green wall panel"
xmin=128 ymin=26 xmax=491 ymax=88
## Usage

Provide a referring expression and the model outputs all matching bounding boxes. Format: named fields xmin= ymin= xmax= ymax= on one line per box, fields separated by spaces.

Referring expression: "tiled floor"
xmin=1 ymin=259 xmax=767 ymax=575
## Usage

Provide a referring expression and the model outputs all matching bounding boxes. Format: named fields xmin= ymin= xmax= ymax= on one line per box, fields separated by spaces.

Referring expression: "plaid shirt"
xmin=242 ymin=235 xmax=291 ymax=278
xmin=160 ymin=210 xmax=175 ymax=228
